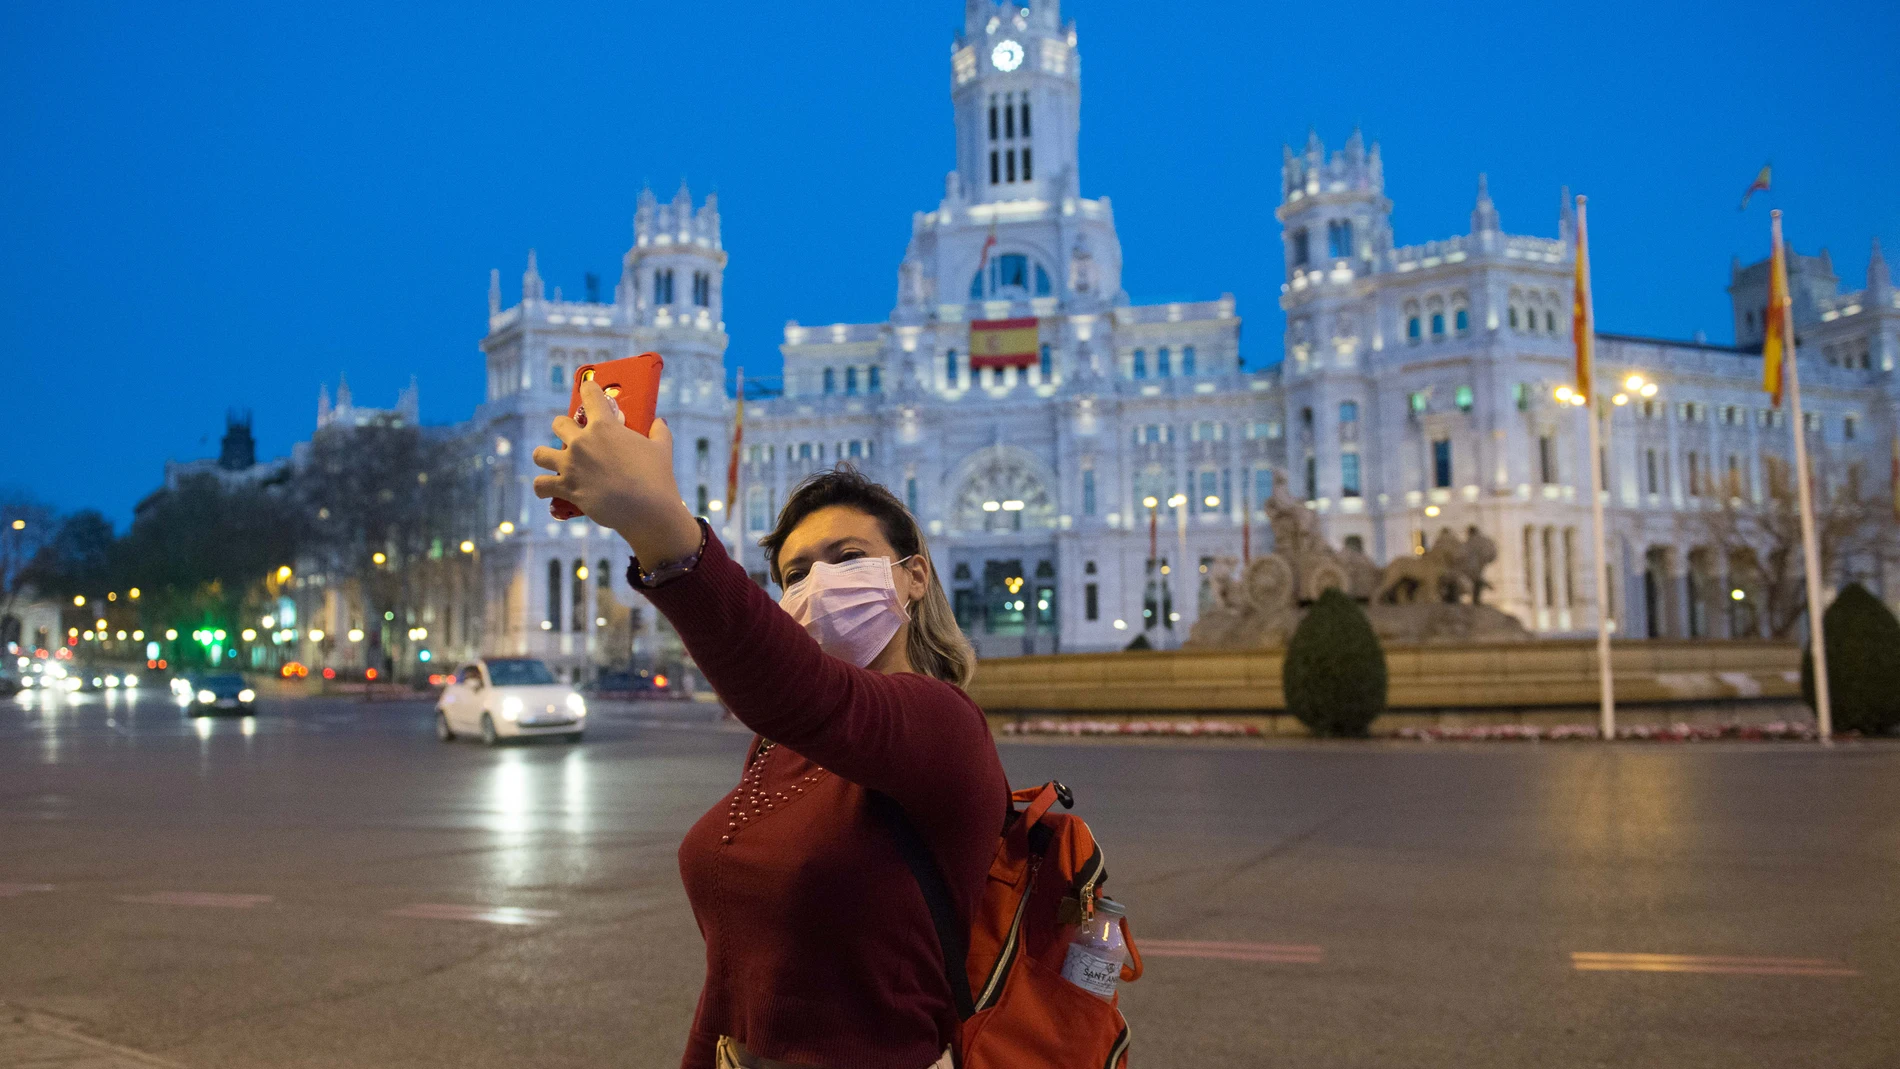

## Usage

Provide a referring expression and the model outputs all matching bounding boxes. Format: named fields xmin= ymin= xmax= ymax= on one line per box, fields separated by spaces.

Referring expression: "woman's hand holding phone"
xmin=531 ymin=381 xmax=702 ymax=567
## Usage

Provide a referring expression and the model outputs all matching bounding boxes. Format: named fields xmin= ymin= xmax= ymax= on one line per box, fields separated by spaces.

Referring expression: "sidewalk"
xmin=0 ymin=1006 xmax=182 ymax=1069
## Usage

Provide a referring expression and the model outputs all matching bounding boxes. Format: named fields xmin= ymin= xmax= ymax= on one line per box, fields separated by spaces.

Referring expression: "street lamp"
xmin=9 ymin=520 xmax=21 ymax=531
xmin=372 ymin=552 xmax=387 ymax=566
xmin=72 ymin=595 xmax=85 ymax=607
xmin=459 ymin=540 xmax=475 ymax=554
xmin=347 ymin=629 xmax=364 ymax=643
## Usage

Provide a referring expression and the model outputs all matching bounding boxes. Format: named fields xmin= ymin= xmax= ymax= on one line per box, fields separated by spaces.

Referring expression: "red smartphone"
xmin=550 ymin=351 xmax=665 ymax=520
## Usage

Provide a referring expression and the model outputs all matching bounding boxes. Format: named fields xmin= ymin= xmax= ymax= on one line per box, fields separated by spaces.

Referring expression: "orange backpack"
xmin=877 ymin=781 xmax=1144 ymax=1068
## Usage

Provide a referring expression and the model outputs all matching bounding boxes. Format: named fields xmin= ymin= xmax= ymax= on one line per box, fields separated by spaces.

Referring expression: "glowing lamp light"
xmin=1425 ymin=505 xmax=1442 ymax=517
xmin=9 ymin=519 xmax=22 ymax=530
xmin=1112 ymin=619 xmax=1128 ymax=630
xmin=275 ymin=565 xmax=292 ymax=583
xmin=1001 ymin=500 xmax=1025 ymax=511
xmin=1167 ymin=494 xmax=1187 ymax=508
xmin=94 ymin=618 xmax=107 ymax=630
xmin=1640 ymin=382 xmax=1659 ymax=398
xmin=575 ymin=566 xmax=589 ymax=580
xmin=372 ymin=552 xmax=387 ymax=565
xmin=707 ymin=500 xmax=723 ymax=512
xmin=165 ymin=629 xmax=178 ymax=641
xmin=129 ymin=587 xmax=140 ymax=599
xmin=115 ymin=630 xmax=127 ymax=640
xmin=213 ymin=629 xmax=226 ymax=641
xmin=1554 ymin=385 xmax=1574 ymax=404
xmin=347 ymin=629 xmax=365 ymax=642
xmin=1142 ymin=496 xmax=1159 ymax=509
xmin=108 ymin=591 xmax=117 ymax=601
xmin=1624 ymin=374 xmax=1646 ymax=392
xmin=1204 ymin=495 xmax=1221 ymax=507
xmin=498 ymin=521 xmax=515 ymax=535
xmin=309 ymin=629 xmax=325 ymax=642
xmin=73 ymin=595 xmax=86 ymax=607
xmin=459 ymin=540 xmax=475 ymax=554
xmin=132 ymin=630 xmax=144 ymax=640
xmin=262 ymin=616 xmax=275 ymax=628
xmin=1730 ymin=588 xmax=1746 ymax=601
xmin=981 ymin=500 xmax=1001 ymax=512
xmin=1613 ymin=393 xmax=1629 ymax=405
xmin=241 ymin=629 xmax=258 ymax=642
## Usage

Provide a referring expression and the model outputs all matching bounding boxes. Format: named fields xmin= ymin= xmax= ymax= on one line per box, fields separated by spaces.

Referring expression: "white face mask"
xmin=779 ymin=556 xmax=916 ymax=668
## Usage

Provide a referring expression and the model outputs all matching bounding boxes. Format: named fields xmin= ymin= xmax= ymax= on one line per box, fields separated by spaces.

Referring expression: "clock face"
xmin=991 ymin=39 xmax=1024 ymax=72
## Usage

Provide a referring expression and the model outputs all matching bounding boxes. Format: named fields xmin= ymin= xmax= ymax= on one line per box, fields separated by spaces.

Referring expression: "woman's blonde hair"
xmin=760 ymin=467 xmax=976 ymax=687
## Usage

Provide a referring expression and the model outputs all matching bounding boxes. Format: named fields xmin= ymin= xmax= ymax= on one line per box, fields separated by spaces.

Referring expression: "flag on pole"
xmin=1740 ymin=165 xmax=1772 ymax=210
xmin=977 ymin=223 xmax=998 ymax=273
xmin=1891 ymin=437 xmax=1899 ymax=522
xmin=1571 ymin=203 xmax=1594 ymax=398
xmin=1762 ymin=225 xmax=1791 ymax=407
xmin=725 ymin=369 xmax=744 ymax=515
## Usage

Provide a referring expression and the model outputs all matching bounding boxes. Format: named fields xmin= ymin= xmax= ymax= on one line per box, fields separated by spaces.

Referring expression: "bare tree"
xmin=297 ymin=419 xmax=482 ymax=676
xmin=0 ymin=490 xmax=58 ymax=628
xmin=1683 ymin=453 xmax=1899 ymax=638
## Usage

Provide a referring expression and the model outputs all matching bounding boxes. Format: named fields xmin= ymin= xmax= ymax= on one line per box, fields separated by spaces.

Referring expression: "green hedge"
xmin=1800 ymin=582 xmax=1900 ymax=736
xmin=1283 ymin=588 xmax=1388 ymax=737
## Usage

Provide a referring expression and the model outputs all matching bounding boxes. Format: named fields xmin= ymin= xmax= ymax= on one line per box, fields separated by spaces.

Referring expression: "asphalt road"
xmin=2 ymin=687 xmax=1896 ymax=1069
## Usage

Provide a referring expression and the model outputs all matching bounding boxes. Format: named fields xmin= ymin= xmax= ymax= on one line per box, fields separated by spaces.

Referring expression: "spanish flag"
xmin=1740 ymin=165 xmax=1771 ymax=211
xmin=1571 ymin=196 xmax=1594 ymax=399
xmin=1762 ymin=214 xmax=1791 ymax=407
xmin=970 ymin=317 xmax=1039 ymax=369
xmin=725 ymin=369 xmax=744 ymax=514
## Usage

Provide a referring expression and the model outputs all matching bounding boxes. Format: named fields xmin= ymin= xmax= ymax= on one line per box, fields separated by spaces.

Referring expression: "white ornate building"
xmin=453 ymin=0 xmax=1895 ymax=675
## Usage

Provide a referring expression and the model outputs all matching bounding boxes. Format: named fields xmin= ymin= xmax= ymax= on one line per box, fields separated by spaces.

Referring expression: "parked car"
xmin=186 ymin=674 xmax=256 ymax=716
xmin=584 ymin=669 xmax=683 ymax=701
xmin=435 ymin=657 xmax=585 ymax=745
xmin=0 ymin=672 xmax=19 ymax=697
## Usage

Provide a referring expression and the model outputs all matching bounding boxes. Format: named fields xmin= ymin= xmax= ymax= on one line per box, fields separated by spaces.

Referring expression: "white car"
xmin=435 ymin=657 xmax=586 ymax=745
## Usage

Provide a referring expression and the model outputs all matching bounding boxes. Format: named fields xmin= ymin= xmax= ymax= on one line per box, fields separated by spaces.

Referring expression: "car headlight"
xmin=63 ymin=678 xmax=81 ymax=691
xmin=501 ymin=696 xmax=522 ymax=722
xmin=197 ymin=689 xmax=216 ymax=703
xmin=238 ymin=689 xmax=256 ymax=703
xmin=124 ymin=675 xmax=139 ymax=687
xmin=105 ymin=675 xmax=120 ymax=688
xmin=566 ymin=693 xmax=586 ymax=717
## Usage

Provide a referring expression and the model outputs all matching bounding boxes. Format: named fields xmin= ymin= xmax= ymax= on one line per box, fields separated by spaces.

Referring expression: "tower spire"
xmin=1868 ymin=236 xmax=1890 ymax=292
xmin=522 ymin=249 xmax=543 ymax=301
xmin=488 ymin=268 xmax=501 ymax=315
xmin=1471 ymin=173 xmax=1500 ymax=234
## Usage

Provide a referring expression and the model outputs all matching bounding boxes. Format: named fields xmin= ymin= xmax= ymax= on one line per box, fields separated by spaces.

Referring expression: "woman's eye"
xmin=784 ymin=571 xmax=806 ymax=586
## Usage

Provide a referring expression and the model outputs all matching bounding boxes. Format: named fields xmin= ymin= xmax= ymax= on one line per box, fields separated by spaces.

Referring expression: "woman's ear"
xmin=898 ymin=555 xmax=931 ymax=607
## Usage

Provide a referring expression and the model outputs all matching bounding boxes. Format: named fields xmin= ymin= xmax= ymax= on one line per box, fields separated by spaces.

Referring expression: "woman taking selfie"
xmin=533 ymin=381 xmax=1005 ymax=1069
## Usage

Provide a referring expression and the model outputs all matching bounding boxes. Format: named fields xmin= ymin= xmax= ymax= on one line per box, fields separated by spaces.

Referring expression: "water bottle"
xmin=1059 ymin=896 xmax=1127 ymax=1001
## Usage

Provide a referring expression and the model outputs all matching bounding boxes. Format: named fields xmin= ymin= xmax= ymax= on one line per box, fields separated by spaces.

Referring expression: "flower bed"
xmin=1001 ymin=718 xmax=1264 ymax=738
xmin=1393 ymin=721 xmax=1819 ymax=743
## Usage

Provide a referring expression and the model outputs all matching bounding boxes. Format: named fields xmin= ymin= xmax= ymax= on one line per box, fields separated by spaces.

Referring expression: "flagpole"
xmin=1575 ymin=197 xmax=1617 ymax=741
xmin=1773 ymin=211 xmax=1832 ymax=742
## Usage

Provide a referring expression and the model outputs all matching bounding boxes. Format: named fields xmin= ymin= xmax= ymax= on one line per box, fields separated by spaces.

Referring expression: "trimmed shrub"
xmin=1283 ymin=588 xmax=1388 ymax=737
xmin=1124 ymin=633 xmax=1153 ymax=651
xmin=1800 ymin=582 xmax=1900 ymax=736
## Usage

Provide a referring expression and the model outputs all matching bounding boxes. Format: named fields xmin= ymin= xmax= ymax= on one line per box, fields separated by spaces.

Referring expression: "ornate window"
xmin=951 ymin=448 xmax=1058 ymax=534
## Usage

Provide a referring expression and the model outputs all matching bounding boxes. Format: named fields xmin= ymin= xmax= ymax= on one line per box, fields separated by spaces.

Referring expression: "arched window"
xmin=1033 ymin=263 xmax=1051 ymax=296
xmin=550 ymin=363 xmax=564 ymax=391
xmin=1182 ymin=346 xmax=1196 ymax=375
xmin=1407 ymin=316 xmax=1421 ymax=342
xmin=1431 ymin=312 xmax=1446 ymax=338
xmin=1290 ymin=228 xmax=1310 ymax=268
xmin=845 ymin=367 xmax=858 ymax=395
xmin=868 ymin=366 xmax=881 ymax=393
xmin=1022 ymin=148 xmax=1033 ymax=181
xmin=1020 ymin=99 xmax=1031 ymax=137
xmin=1454 ymin=308 xmax=1469 ymax=334
xmin=654 ymin=269 xmax=674 ymax=305
xmin=989 ymin=150 xmax=999 ymax=186
xmin=1157 ymin=347 xmax=1172 ymax=376
xmin=971 ymin=253 xmax=1049 ymax=299
xmin=1132 ymin=349 xmax=1147 ymax=378
xmin=823 ymin=368 xmax=836 ymax=394
xmin=1509 ymin=306 xmax=1520 ymax=329
xmin=945 ymin=350 xmax=959 ymax=387
xmin=1545 ymin=310 xmax=1556 ymax=332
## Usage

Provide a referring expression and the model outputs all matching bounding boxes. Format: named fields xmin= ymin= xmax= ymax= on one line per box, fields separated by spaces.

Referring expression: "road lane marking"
xmin=1141 ymin=939 xmax=1325 ymax=965
xmin=117 ymin=891 xmax=273 ymax=909
xmin=0 ymin=883 xmax=55 ymax=897
xmin=1571 ymin=952 xmax=1859 ymax=977
xmin=386 ymin=903 xmax=558 ymax=926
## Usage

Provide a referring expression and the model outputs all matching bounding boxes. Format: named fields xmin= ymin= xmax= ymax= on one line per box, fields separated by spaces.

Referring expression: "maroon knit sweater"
xmin=633 ymin=531 xmax=1006 ymax=1069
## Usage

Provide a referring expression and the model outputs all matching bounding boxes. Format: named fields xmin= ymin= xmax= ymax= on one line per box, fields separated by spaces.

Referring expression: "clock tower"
xmin=951 ymin=0 xmax=1081 ymax=206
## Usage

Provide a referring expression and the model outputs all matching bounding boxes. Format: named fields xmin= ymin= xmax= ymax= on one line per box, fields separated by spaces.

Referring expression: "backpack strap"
xmin=869 ymin=792 xmax=976 ymax=1022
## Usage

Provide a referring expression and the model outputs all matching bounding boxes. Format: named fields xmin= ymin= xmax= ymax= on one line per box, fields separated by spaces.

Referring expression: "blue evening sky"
xmin=3 ymin=0 xmax=1895 ymax=522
